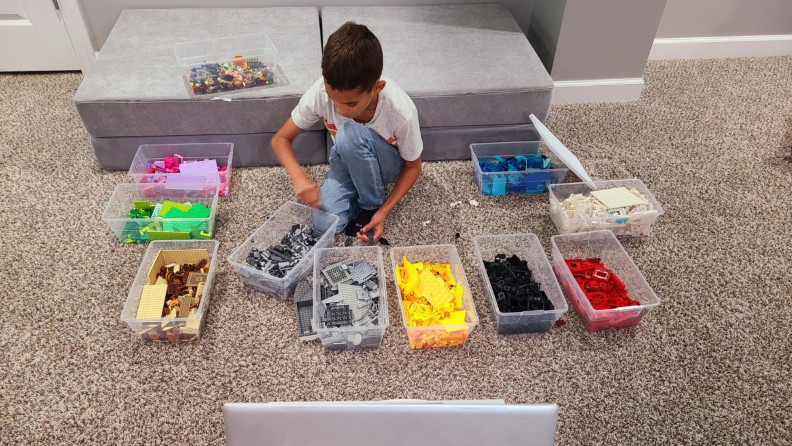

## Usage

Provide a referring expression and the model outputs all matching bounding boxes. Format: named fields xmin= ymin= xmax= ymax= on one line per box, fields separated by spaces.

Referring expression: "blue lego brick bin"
xmin=471 ymin=142 xmax=570 ymax=196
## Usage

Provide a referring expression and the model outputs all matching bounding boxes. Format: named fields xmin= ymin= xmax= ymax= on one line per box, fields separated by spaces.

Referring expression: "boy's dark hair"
xmin=322 ymin=22 xmax=383 ymax=92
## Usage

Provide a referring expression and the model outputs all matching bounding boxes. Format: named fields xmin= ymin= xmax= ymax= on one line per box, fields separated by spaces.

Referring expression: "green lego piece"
xmin=124 ymin=231 xmax=142 ymax=244
xmin=173 ymin=221 xmax=194 ymax=233
xmin=147 ymin=231 xmax=191 ymax=241
xmin=134 ymin=200 xmax=153 ymax=212
xmin=124 ymin=221 xmax=140 ymax=232
xmin=161 ymin=207 xmax=194 ymax=232
xmin=146 ymin=221 xmax=163 ymax=231
xmin=129 ymin=208 xmax=152 ymax=219
xmin=184 ymin=203 xmax=211 ymax=219
xmin=159 ymin=200 xmax=191 ymax=216
xmin=198 ymin=230 xmax=212 ymax=239
xmin=162 ymin=207 xmax=189 ymax=219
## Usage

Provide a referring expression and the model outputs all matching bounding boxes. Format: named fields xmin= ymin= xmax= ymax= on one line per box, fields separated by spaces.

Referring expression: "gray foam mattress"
xmin=74 ymin=8 xmax=324 ymax=138
xmin=321 ymin=5 xmax=554 ymax=128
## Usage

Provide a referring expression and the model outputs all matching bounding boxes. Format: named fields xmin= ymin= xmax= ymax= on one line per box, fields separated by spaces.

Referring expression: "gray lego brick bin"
xmin=228 ymin=201 xmax=339 ymax=300
xmin=311 ymin=246 xmax=389 ymax=350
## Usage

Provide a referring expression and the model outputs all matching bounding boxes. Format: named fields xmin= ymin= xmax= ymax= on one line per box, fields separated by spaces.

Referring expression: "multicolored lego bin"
xmin=391 ymin=244 xmax=478 ymax=349
xmin=550 ymin=230 xmax=660 ymax=332
xmin=174 ymin=33 xmax=286 ymax=97
xmin=102 ymin=183 xmax=219 ymax=243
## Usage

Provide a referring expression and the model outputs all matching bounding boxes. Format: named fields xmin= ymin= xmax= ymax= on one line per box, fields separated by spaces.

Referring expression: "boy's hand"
xmin=296 ymin=180 xmax=321 ymax=208
xmin=358 ymin=210 xmax=387 ymax=243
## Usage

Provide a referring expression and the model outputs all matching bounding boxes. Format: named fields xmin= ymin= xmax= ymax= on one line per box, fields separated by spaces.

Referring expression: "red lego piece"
xmin=565 ymin=258 xmax=638 ymax=311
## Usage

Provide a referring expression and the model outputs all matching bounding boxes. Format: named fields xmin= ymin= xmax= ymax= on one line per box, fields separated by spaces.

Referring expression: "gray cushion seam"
xmin=410 ymin=88 xmax=553 ymax=99
xmin=74 ymin=96 xmax=305 ymax=104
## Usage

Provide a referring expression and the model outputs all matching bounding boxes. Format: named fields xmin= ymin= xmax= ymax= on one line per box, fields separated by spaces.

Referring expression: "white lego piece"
xmin=591 ymin=187 xmax=647 ymax=209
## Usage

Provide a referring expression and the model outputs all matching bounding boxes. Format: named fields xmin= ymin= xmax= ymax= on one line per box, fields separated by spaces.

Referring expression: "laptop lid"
xmin=223 ymin=401 xmax=558 ymax=446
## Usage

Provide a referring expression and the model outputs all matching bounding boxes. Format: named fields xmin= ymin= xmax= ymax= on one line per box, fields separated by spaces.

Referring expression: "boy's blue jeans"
xmin=319 ymin=121 xmax=404 ymax=232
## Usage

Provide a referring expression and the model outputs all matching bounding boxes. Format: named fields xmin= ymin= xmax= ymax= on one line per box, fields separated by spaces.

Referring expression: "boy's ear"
xmin=372 ymin=79 xmax=386 ymax=94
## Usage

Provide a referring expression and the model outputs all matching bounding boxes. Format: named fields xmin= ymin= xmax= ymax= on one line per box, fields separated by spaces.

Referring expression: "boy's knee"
xmin=316 ymin=211 xmax=344 ymax=234
xmin=334 ymin=122 xmax=370 ymax=158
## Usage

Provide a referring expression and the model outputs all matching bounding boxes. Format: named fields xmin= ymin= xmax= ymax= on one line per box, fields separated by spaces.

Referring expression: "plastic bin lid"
xmin=529 ymin=114 xmax=594 ymax=185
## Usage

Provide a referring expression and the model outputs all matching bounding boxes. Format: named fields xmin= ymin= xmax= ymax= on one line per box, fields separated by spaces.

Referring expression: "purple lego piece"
xmin=164 ymin=174 xmax=206 ymax=190
xmin=178 ymin=159 xmax=221 ymax=184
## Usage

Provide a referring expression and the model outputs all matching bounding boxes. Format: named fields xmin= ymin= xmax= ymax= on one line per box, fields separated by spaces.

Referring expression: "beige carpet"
xmin=1 ymin=56 xmax=791 ymax=445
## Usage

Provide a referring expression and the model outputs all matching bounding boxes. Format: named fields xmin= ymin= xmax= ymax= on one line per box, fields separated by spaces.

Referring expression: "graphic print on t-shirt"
xmin=291 ymin=77 xmax=423 ymax=161
xmin=323 ymin=118 xmax=338 ymax=137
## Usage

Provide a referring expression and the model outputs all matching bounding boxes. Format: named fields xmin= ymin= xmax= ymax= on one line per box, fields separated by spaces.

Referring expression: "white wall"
xmin=530 ymin=0 xmax=667 ymax=82
xmin=79 ymin=0 xmax=536 ymax=52
xmin=527 ymin=0 xmax=566 ymax=73
xmin=657 ymin=0 xmax=792 ymax=38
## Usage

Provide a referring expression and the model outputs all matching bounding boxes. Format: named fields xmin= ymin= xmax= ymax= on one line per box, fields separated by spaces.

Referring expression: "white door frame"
xmin=57 ymin=0 xmax=95 ymax=73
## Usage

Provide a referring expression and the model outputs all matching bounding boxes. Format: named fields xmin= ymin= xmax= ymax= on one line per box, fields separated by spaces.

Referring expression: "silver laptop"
xmin=223 ymin=401 xmax=558 ymax=446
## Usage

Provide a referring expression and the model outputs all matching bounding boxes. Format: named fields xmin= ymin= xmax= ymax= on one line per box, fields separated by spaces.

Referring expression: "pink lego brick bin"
xmin=128 ymin=143 xmax=233 ymax=197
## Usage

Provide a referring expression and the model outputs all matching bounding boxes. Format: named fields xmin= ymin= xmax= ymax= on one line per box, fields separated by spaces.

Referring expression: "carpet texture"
xmin=1 ymin=56 xmax=791 ymax=445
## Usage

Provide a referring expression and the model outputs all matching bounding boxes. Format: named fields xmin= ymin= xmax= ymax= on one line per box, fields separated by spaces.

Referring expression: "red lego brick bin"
xmin=550 ymin=230 xmax=660 ymax=332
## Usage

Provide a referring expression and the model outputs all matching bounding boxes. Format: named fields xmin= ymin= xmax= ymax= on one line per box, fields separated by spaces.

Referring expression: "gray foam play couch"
xmin=74 ymin=4 xmax=552 ymax=169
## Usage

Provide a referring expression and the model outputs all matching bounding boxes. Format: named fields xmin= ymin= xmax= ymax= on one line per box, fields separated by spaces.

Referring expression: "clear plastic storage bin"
xmin=102 ymin=183 xmax=219 ymax=243
xmin=391 ymin=245 xmax=478 ymax=349
xmin=121 ymin=240 xmax=219 ymax=342
xmin=312 ymin=246 xmax=389 ymax=350
xmin=173 ymin=33 xmax=285 ymax=96
xmin=128 ymin=143 xmax=234 ymax=197
xmin=471 ymin=141 xmax=569 ymax=196
xmin=228 ymin=201 xmax=339 ymax=300
xmin=473 ymin=234 xmax=567 ymax=334
xmin=548 ymin=179 xmax=664 ymax=237
xmin=550 ymin=231 xmax=660 ymax=332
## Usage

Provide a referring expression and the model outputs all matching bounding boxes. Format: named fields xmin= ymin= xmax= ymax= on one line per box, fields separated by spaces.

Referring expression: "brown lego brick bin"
xmin=121 ymin=240 xmax=219 ymax=342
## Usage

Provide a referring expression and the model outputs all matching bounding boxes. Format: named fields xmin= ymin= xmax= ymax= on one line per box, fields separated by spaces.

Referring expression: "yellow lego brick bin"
xmin=391 ymin=245 xmax=478 ymax=349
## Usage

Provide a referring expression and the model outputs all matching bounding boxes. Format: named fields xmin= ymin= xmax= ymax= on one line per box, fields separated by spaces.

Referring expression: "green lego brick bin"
xmin=102 ymin=183 xmax=219 ymax=243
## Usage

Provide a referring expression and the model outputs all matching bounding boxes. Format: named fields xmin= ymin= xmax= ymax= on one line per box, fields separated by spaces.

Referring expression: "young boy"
xmin=271 ymin=22 xmax=423 ymax=243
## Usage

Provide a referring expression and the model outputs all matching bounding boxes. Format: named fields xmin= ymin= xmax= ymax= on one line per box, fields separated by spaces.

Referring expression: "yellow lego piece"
xmin=158 ymin=200 xmax=191 ymax=217
xmin=400 ymin=257 xmax=420 ymax=294
xmin=440 ymin=310 xmax=467 ymax=329
xmin=418 ymin=268 xmax=454 ymax=309
xmin=136 ymin=284 xmax=167 ymax=319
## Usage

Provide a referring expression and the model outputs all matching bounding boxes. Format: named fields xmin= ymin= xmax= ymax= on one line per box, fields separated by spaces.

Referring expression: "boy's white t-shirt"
xmin=291 ymin=77 xmax=423 ymax=161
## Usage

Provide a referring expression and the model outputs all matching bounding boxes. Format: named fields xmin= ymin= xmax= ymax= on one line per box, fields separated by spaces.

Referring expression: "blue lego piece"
xmin=491 ymin=175 xmax=508 ymax=196
xmin=478 ymin=152 xmax=556 ymax=195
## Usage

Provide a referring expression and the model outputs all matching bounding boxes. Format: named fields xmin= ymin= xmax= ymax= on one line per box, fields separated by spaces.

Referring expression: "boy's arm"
xmin=359 ymin=157 xmax=422 ymax=242
xmin=271 ymin=118 xmax=321 ymax=208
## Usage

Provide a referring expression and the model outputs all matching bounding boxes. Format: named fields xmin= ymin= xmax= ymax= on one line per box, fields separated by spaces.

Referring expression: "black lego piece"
xmin=484 ymin=254 xmax=554 ymax=313
xmin=325 ymin=305 xmax=354 ymax=327
xmin=293 ymin=281 xmax=316 ymax=339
